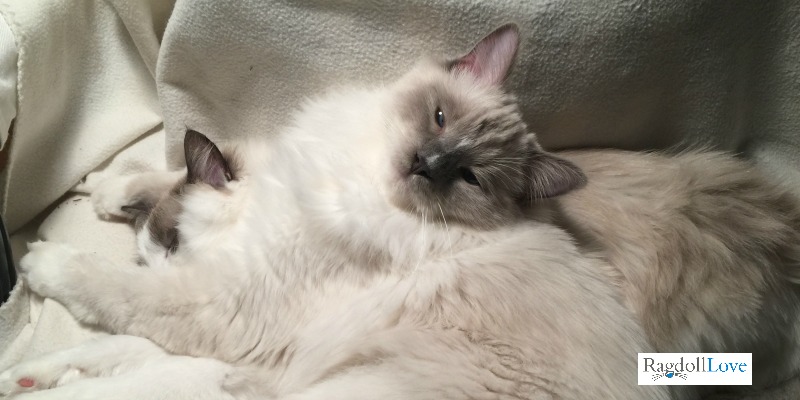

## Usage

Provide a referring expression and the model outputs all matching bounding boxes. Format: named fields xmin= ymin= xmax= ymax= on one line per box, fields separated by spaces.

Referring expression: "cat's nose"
xmin=411 ymin=151 xmax=459 ymax=183
xmin=410 ymin=153 xmax=433 ymax=180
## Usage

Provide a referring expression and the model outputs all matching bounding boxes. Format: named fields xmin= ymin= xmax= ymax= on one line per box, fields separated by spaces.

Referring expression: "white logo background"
xmin=638 ymin=353 xmax=752 ymax=386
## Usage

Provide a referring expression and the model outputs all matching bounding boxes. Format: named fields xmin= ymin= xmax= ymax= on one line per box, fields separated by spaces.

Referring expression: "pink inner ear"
xmin=452 ymin=25 xmax=519 ymax=86
xmin=454 ymin=53 xmax=481 ymax=77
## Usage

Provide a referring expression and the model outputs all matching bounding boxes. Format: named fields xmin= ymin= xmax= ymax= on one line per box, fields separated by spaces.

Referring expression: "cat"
xmin=557 ymin=149 xmax=800 ymax=397
xmin=1 ymin=24 xmax=667 ymax=399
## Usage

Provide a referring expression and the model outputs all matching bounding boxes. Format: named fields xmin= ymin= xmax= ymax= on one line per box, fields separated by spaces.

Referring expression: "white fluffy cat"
xmin=1 ymin=25 xmax=667 ymax=399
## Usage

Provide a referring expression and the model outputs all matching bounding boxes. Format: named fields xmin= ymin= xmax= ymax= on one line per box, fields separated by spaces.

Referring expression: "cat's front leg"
xmin=19 ymin=241 xmax=160 ymax=331
xmin=19 ymin=241 xmax=231 ymax=358
xmin=0 ymin=336 xmax=235 ymax=400
xmin=18 ymin=241 xmax=102 ymax=325
xmin=0 ymin=335 xmax=165 ymax=397
xmin=88 ymin=170 xmax=185 ymax=220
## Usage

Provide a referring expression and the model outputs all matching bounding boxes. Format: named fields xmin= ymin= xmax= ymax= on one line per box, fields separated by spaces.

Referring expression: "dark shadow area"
xmin=0 ymin=213 xmax=15 ymax=305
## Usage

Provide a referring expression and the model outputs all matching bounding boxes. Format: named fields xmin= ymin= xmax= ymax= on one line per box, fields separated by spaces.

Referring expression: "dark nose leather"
xmin=411 ymin=149 xmax=459 ymax=183
xmin=411 ymin=153 xmax=433 ymax=180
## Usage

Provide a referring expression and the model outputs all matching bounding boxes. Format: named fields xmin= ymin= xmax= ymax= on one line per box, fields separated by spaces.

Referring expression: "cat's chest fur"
xmin=217 ymin=214 xmax=638 ymax=398
xmin=183 ymin=88 xmax=446 ymax=360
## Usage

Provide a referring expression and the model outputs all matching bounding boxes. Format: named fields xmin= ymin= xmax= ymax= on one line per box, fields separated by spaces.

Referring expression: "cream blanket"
xmin=0 ymin=0 xmax=799 ymax=398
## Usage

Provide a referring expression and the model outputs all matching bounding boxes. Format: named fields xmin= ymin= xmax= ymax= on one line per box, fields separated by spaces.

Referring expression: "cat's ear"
xmin=121 ymin=202 xmax=153 ymax=219
xmin=121 ymin=202 xmax=153 ymax=232
xmin=184 ymin=130 xmax=234 ymax=189
xmin=449 ymin=23 xmax=520 ymax=86
xmin=525 ymin=152 xmax=587 ymax=200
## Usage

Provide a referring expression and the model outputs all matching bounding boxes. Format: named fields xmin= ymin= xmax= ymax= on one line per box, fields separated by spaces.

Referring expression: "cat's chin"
xmin=386 ymin=177 xmax=416 ymax=214
xmin=387 ymin=174 xmax=461 ymax=228
xmin=387 ymin=176 xmax=516 ymax=231
xmin=386 ymin=174 xmax=431 ymax=220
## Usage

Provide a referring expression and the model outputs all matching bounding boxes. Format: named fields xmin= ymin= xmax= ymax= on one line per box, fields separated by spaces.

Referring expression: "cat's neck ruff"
xmin=228 ymin=86 xmax=489 ymax=273
xmin=177 ymin=80 xmax=561 ymax=280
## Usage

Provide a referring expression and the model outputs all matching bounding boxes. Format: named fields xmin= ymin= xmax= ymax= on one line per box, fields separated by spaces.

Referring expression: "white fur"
xmin=9 ymin=65 xmax=666 ymax=399
xmin=90 ymin=170 xmax=186 ymax=220
xmin=0 ymin=335 xmax=234 ymax=400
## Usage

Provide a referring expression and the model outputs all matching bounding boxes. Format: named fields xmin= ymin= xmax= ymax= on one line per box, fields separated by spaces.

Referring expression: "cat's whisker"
xmin=492 ymin=162 xmax=525 ymax=176
xmin=492 ymin=161 xmax=527 ymax=185
xmin=490 ymin=157 xmax=526 ymax=162
xmin=437 ymin=201 xmax=454 ymax=259
xmin=493 ymin=160 xmax=524 ymax=168
xmin=485 ymin=165 xmax=514 ymax=190
xmin=487 ymin=164 xmax=514 ymax=180
xmin=488 ymin=161 xmax=521 ymax=171
xmin=413 ymin=211 xmax=427 ymax=274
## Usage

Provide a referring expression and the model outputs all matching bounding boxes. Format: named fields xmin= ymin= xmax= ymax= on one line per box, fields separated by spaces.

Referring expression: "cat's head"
xmin=385 ymin=24 xmax=586 ymax=229
xmin=127 ymin=130 xmax=242 ymax=268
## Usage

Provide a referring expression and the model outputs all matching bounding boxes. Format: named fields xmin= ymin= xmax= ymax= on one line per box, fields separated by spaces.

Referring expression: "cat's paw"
xmin=72 ymin=171 xmax=105 ymax=194
xmin=0 ymin=358 xmax=85 ymax=397
xmin=0 ymin=336 xmax=167 ymax=398
xmin=19 ymin=242 xmax=102 ymax=325
xmin=90 ymin=175 xmax=139 ymax=220
xmin=0 ymin=367 xmax=37 ymax=397
xmin=19 ymin=241 xmax=80 ymax=298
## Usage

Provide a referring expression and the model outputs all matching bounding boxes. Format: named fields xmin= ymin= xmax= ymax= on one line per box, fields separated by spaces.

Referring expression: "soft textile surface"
xmin=0 ymin=0 xmax=171 ymax=232
xmin=0 ymin=12 xmax=16 ymax=150
xmin=0 ymin=0 xmax=799 ymax=398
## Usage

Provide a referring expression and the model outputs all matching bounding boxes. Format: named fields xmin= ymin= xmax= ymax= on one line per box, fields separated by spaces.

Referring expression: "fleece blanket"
xmin=1 ymin=0 xmax=799 ymax=398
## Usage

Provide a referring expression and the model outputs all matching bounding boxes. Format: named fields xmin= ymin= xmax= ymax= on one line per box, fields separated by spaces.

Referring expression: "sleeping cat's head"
xmin=127 ymin=130 xmax=242 ymax=268
xmin=384 ymin=24 xmax=586 ymax=229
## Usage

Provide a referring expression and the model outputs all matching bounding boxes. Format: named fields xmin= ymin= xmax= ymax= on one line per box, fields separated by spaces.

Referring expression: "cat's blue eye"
xmin=435 ymin=108 xmax=445 ymax=128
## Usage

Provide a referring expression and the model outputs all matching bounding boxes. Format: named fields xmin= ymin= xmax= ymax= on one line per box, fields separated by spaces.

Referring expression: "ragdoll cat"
xmin=2 ymin=25 xmax=667 ymax=399
xmin=556 ymin=149 xmax=800 ymax=397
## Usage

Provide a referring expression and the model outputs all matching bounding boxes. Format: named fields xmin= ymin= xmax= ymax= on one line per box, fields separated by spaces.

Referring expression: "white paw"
xmin=0 ymin=367 xmax=34 ymax=397
xmin=19 ymin=242 xmax=80 ymax=301
xmin=72 ymin=171 xmax=106 ymax=194
xmin=0 ymin=365 xmax=60 ymax=397
xmin=90 ymin=175 xmax=138 ymax=220
xmin=19 ymin=242 xmax=103 ymax=325
xmin=0 ymin=358 xmax=88 ymax=397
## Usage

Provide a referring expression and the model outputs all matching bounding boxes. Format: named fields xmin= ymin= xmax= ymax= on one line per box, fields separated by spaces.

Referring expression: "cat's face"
xmin=129 ymin=131 xmax=240 ymax=268
xmin=385 ymin=24 xmax=586 ymax=229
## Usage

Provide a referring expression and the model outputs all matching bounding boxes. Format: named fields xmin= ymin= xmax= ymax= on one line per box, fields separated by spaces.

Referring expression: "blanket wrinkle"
xmin=0 ymin=0 xmax=162 ymax=233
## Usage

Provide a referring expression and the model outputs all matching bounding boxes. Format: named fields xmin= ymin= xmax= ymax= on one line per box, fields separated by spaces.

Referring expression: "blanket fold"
xmin=0 ymin=0 xmax=167 ymax=232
